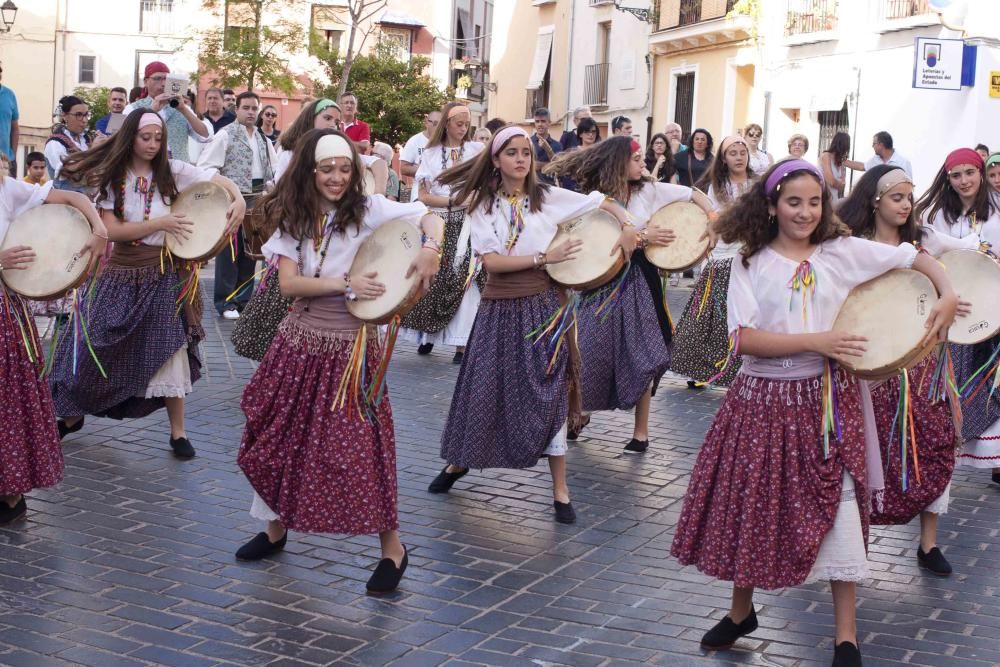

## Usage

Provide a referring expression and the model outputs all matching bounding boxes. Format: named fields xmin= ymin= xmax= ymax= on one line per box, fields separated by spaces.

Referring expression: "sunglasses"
xmin=746 ymin=131 xmax=761 ymax=138
xmin=263 ymin=112 xmax=277 ymax=118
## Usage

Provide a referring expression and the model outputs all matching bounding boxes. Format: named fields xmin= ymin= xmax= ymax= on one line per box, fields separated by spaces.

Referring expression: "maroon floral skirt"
xmin=237 ymin=318 xmax=398 ymax=535
xmin=869 ymin=355 xmax=957 ymax=525
xmin=0 ymin=291 xmax=62 ymax=495
xmin=670 ymin=368 xmax=869 ymax=590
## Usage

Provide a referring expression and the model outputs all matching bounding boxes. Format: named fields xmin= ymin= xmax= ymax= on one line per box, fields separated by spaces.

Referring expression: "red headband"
xmin=630 ymin=139 xmax=641 ymax=154
xmin=144 ymin=61 xmax=170 ymax=78
xmin=945 ymin=147 xmax=983 ymax=172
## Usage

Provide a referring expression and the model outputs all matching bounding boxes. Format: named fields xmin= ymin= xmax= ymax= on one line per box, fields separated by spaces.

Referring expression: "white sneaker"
xmin=222 ymin=309 xmax=240 ymax=320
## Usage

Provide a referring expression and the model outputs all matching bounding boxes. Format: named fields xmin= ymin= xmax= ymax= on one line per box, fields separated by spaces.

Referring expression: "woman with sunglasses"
xmin=44 ymin=96 xmax=92 ymax=192
xmin=256 ymin=105 xmax=281 ymax=146
xmin=743 ymin=123 xmax=772 ymax=176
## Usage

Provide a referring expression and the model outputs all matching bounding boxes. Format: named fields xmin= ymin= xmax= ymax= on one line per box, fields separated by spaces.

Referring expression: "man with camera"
xmin=124 ymin=61 xmax=209 ymax=162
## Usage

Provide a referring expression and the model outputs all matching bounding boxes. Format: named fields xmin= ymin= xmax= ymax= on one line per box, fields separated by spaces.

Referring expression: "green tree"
xmin=318 ymin=43 xmax=448 ymax=147
xmin=71 ymin=86 xmax=111 ymax=131
xmin=198 ymin=0 xmax=305 ymax=93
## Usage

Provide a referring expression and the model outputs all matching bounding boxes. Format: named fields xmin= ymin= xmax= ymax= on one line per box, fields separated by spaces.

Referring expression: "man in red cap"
xmin=124 ymin=61 xmax=209 ymax=162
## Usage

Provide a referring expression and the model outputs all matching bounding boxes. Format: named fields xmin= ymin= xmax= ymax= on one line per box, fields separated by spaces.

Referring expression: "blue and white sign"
xmin=913 ymin=37 xmax=965 ymax=90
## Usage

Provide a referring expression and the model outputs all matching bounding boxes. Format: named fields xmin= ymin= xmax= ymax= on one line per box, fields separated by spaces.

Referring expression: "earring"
xmin=768 ymin=215 xmax=776 ymax=226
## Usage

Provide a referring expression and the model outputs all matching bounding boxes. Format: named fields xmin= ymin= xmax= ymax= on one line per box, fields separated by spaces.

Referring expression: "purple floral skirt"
xmin=869 ymin=355 xmax=957 ymax=525
xmin=237 ymin=317 xmax=397 ymax=535
xmin=671 ymin=368 xmax=869 ymax=590
xmin=0 ymin=290 xmax=62 ymax=495
xmin=440 ymin=288 xmax=568 ymax=469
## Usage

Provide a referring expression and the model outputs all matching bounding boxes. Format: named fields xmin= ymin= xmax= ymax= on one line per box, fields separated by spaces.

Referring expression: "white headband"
xmin=315 ymin=134 xmax=354 ymax=164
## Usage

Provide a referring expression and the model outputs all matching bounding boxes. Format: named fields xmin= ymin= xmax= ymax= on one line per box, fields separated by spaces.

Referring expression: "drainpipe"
xmin=563 ymin=0 xmax=576 ymax=133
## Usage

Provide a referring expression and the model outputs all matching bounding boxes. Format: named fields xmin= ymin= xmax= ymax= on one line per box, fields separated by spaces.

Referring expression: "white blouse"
xmin=728 ymin=236 xmax=918 ymax=364
xmin=416 ymin=141 xmax=484 ymax=199
xmin=748 ymin=149 xmax=771 ymax=176
xmin=262 ymin=194 xmax=426 ymax=278
xmin=706 ymin=180 xmax=752 ymax=261
xmin=626 ymin=182 xmax=692 ymax=231
xmin=97 ymin=160 xmax=214 ymax=247
xmin=0 ymin=178 xmax=53 ymax=244
xmin=470 ymin=187 xmax=605 ymax=258
xmin=918 ymin=226 xmax=980 ymax=257
xmin=924 ymin=200 xmax=1000 ymax=250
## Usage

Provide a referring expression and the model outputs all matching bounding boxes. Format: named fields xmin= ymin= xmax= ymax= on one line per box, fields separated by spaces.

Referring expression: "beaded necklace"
xmin=122 ymin=173 xmax=156 ymax=246
xmin=497 ymin=191 xmax=529 ymax=254
xmin=442 ymin=141 xmax=465 ymax=170
xmin=295 ymin=212 xmax=336 ymax=313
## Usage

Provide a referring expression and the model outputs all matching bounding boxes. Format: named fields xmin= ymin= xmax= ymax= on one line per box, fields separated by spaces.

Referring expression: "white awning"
xmin=378 ymin=11 xmax=425 ymax=28
xmin=527 ymin=26 xmax=555 ymax=91
xmin=807 ymin=91 xmax=847 ymax=112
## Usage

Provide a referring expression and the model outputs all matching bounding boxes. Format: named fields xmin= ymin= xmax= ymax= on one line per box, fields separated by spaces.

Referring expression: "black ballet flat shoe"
xmin=991 ymin=471 xmax=1000 ymax=486
xmin=917 ymin=546 xmax=952 ymax=576
xmin=169 ymin=437 xmax=196 ymax=460
xmin=452 ymin=351 xmax=464 ymax=365
xmin=235 ymin=531 xmax=287 ymax=561
xmin=687 ymin=380 xmax=703 ymax=391
xmin=428 ymin=466 xmax=468 ymax=493
xmin=567 ymin=415 xmax=591 ymax=441
xmin=624 ymin=438 xmax=649 ymax=454
xmin=701 ymin=606 xmax=758 ymax=650
xmin=57 ymin=417 xmax=84 ymax=440
xmin=832 ymin=641 xmax=862 ymax=667
xmin=417 ymin=343 xmax=434 ymax=355
xmin=0 ymin=497 xmax=27 ymax=525
xmin=553 ymin=500 xmax=576 ymax=524
xmin=366 ymin=546 xmax=408 ymax=595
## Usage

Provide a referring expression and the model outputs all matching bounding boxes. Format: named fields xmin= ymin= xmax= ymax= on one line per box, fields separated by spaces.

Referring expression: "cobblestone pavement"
xmin=1 ymin=280 xmax=999 ymax=667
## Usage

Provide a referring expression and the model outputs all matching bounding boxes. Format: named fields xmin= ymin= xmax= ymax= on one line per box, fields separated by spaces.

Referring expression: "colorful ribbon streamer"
xmin=819 ymin=359 xmax=841 ymax=459
xmin=696 ymin=327 xmax=741 ymax=387
xmin=787 ymin=260 xmax=817 ymax=324
xmin=527 ymin=292 xmax=580 ymax=375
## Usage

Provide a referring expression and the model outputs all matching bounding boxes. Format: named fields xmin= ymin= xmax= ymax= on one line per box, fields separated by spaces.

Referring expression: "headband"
xmin=138 ymin=113 xmax=164 ymax=130
xmin=491 ymin=126 xmax=529 ymax=156
xmin=315 ymin=134 xmax=354 ymax=163
xmin=630 ymin=139 xmax=641 ymax=154
xmin=719 ymin=135 xmax=748 ymax=154
xmin=944 ymin=147 xmax=984 ymax=172
xmin=764 ymin=159 xmax=824 ymax=196
xmin=144 ymin=61 xmax=169 ymax=78
xmin=874 ymin=168 xmax=913 ymax=201
xmin=447 ymin=105 xmax=470 ymax=120
xmin=987 ymin=153 xmax=1000 ymax=169
xmin=313 ymin=98 xmax=340 ymax=114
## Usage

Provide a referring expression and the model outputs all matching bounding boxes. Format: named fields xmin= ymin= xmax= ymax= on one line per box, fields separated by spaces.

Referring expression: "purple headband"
xmin=491 ymin=126 xmax=529 ymax=156
xmin=764 ymin=159 xmax=824 ymax=196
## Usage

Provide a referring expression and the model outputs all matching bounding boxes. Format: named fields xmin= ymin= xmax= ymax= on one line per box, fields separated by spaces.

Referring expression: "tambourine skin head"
xmin=940 ymin=249 xmax=1000 ymax=344
xmin=166 ymin=181 xmax=232 ymax=262
xmin=644 ymin=201 xmax=710 ymax=271
xmin=544 ymin=209 xmax=625 ymax=290
xmin=832 ymin=269 xmax=938 ymax=378
xmin=0 ymin=203 xmax=92 ymax=300
xmin=345 ymin=218 xmax=422 ymax=324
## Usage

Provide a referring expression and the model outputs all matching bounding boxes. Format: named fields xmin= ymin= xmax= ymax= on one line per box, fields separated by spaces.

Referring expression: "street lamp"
xmin=0 ymin=1 xmax=17 ymax=33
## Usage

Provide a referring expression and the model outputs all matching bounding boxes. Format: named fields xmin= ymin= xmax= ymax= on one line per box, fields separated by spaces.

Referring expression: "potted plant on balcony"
xmin=456 ymin=74 xmax=473 ymax=99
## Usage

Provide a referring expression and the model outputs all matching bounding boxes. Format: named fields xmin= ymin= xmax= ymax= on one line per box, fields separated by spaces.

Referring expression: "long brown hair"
xmin=697 ymin=139 xmax=755 ymax=206
xmin=60 ymin=107 xmax=179 ymax=218
xmin=259 ymin=128 xmax=367 ymax=242
xmin=426 ymin=101 xmax=471 ymax=149
xmin=914 ymin=161 xmax=998 ymax=226
xmin=278 ymin=99 xmax=339 ymax=152
xmin=716 ymin=159 xmax=848 ymax=266
xmin=436 ymin=125 xmax=548 ymax=215
xmin=544 ymin=136 xmax=643 ymax=203
xmin=839 ymin=165 xmax=923 ymax=245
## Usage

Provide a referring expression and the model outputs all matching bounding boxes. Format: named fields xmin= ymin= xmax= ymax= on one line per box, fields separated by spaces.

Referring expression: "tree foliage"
xmin=198 ymin=0 xmax=305 ymax=93
xmin=72 ymin=86 xmax=111 ymax=131
xmin=318 ymin=43 xmax=448 ymax=147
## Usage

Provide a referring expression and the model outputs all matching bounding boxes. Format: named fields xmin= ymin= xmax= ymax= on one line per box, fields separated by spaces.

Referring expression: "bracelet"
xmin=92 ymin=230 xmax=109 ymax=240
xmin=638 ymin=229 xmax=648 ymax=247
xmin=422 ymin=238 xmax=441 ymax=253
xmin=533 ymin=252 xmax=546 ymax=268
xmin=343 ymin=273 xmax=358 ymax=301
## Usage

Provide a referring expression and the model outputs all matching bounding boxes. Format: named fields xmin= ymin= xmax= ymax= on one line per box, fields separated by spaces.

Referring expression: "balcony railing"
xmin=583 ymin=63 xmax=610 ymax=107
xmin=882 ymin=0 xmax=929 ymax=19
xmin=679 ymin=0 xmax=701 ymax=25
xmin=785 ymin=0 xmax=838 ymax=35
xmin=660 ymin=0 xmax=740 ymax=31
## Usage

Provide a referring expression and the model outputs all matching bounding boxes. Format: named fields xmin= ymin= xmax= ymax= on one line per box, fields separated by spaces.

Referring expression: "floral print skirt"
xmin=670 ymin=259 xmax=742 ymax=386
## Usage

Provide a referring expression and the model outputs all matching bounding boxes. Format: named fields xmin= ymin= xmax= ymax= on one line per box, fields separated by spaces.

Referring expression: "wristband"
xmin=343 ymin=273 xmax=358 ymax=301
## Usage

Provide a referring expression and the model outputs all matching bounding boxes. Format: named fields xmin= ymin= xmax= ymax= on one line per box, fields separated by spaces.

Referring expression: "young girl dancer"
xmin=672 ymin=135 xmax=753 ymax=389
xmin=840 ymin=165 xmax=977 ymax=576
xmin=401 ymin=102 xmax=485 ymax=365
xmin=49 ymin=109 xmax=244 ymax=459
xmin=426 ymin=126 xmax=634 ymax=523
xmin=0 ymin=177 xmax=107 ymax=524
xmin=915 ymin=148 xmax=1000 ymax=484
xmin=235 ymin=129 xmax=443 ymax=594
xmin=545 ymin=136 xmax=714 ymax=452
xmin=671 ymin=160 xmax=958 ymax=667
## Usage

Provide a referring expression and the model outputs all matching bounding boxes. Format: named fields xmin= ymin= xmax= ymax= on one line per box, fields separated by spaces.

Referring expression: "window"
xmin=818 ymin=103 xmax=849 ymax=153
xmin=786 ymin=0 xmax=838 ymax=36
xmin=78 ymin=55 xmax=96 ymax=85
xmin=311 ymin=4 xmax=347 ymax=54
xmin=525 ymin=26 xmax=554 ymax=119
xmin=139 ymin=0 xmax=174 ymax=34
xmin=380 ymin=27 xmax=412 ymax=62
xmin=225 ymin=0 xmax=258 ymax=50
xmin=674 ymin=72 xmax=695 ymax=140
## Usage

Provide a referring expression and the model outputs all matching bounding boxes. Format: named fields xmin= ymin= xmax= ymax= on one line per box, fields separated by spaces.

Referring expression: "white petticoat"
xmin=806 ymin=471 xmax=870 ymax=584
xmin=924 ymin=482 xmax=950 ymax=515
xmin=401 ymin=283 xmax=481 ymax=348
xmin=142 ymin=344 xmax=192 ymax=398
xmin=250 ymin=491 xmax=280 ymax=521
xmin=958 ymin=419 xmax=1000 ymax=468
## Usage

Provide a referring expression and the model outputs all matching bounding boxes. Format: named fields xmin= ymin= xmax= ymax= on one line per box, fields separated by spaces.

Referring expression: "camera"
xmin=165 ymin=73 xmax=188 ymax=108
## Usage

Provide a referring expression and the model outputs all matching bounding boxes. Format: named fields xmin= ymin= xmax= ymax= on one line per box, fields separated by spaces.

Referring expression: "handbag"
xmin=231 ymin=268 xmax=291 ymax=361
